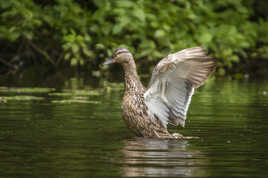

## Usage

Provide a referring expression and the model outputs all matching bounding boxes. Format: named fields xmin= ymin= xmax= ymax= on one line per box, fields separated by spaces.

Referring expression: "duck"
xmin=104 ymin=46 xmax=216 ymax=139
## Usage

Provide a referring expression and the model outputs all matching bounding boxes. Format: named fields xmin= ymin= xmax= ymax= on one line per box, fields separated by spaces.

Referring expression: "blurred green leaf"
xmin=72 ymin=44 xmax=79 ymax=53
xmin=71 ymin=58 xmax=78 ymax=66
xmin=154 ymin=30 xmax=165 ymax=38
xmin=199 ymin=33 xmax=213 ymax=43
xmin=64 ymin=53 xmax=71 ymax=61
xmin=0 ymin=0 xmax=268 ymax=77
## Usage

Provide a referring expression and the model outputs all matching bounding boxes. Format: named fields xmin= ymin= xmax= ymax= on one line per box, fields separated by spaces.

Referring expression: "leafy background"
xmin=0 ymin=0 xmax=268 ymax=79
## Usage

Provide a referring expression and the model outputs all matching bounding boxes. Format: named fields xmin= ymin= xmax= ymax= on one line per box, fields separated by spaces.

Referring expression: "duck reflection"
xmin=121 ymin=138 xmax=207 ymax=177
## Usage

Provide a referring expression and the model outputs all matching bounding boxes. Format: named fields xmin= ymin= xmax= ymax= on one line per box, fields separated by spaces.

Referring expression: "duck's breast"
xmin=121 ymin=93 xmax=150 ymax=136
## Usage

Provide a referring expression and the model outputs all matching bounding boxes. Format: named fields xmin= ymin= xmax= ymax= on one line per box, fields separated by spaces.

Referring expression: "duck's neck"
xmin=122 ymin=59 xmax=145 ymax=94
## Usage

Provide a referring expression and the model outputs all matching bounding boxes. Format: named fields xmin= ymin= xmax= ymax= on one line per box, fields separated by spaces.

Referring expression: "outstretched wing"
xmin=144 ymin=46 xmax=216 ymax=128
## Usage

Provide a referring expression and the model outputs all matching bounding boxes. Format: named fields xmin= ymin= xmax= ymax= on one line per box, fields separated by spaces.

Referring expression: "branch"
xmin=0 ymin=57 xmax=16 ymax=69
xmin=27 ymin=40 xmax=56 ymax=66
xmin=56 ymin=52 xmax=64 ymax=66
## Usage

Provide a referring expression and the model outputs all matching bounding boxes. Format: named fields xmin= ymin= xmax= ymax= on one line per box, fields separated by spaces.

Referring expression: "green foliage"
xmin=0 ymin=0 xmax=268 ymax=76
xmin=62 ymin=30 xmax=92 ymax=66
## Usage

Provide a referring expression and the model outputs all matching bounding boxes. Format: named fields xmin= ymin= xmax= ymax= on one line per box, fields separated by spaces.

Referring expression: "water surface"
xmin=0 ymin=79 xmax=268 ymax=178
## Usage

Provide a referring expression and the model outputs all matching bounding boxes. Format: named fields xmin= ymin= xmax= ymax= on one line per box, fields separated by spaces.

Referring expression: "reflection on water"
xmin=0 ymin=79 xmax=268 ymax=178
xmin=122 ymin=138 xmax=207 ymax=177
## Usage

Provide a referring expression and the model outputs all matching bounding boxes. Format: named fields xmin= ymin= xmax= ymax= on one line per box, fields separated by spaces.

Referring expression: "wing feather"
xmin=144 ymin=46 xmax=215 ymax=128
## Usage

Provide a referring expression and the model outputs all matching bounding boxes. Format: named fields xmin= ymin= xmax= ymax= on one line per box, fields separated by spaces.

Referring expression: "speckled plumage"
xmin=118 ymin=53 xmax=170 ymax=138
xmin=105 ymin=47 xmax=216 ymax=139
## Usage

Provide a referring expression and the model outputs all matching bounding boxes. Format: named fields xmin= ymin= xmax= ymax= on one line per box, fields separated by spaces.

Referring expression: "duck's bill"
xmin=104 ymin=58 xmax=114 ymax=65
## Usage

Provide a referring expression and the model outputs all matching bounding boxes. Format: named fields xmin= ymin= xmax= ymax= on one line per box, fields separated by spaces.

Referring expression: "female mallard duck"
xmin=104 ymin=47 xmax=216 ymax=139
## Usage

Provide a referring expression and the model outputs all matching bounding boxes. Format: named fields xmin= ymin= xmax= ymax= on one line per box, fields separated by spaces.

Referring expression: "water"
xmin=0 ymin=79 xmax=268 ymax=178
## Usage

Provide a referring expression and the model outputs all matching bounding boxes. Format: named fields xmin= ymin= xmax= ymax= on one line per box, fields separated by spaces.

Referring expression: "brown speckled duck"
xmin=104 ymin=47 xmax=216 ymax=139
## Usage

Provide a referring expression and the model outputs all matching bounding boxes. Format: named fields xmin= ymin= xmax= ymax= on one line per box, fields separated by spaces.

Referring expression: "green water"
xmin=0 ymin=79 xmax=268 ymax=178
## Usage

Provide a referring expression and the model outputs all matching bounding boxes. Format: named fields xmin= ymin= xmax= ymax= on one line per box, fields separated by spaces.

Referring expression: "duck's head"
xmin=104 ymin=48 xmax=133 ymax=65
